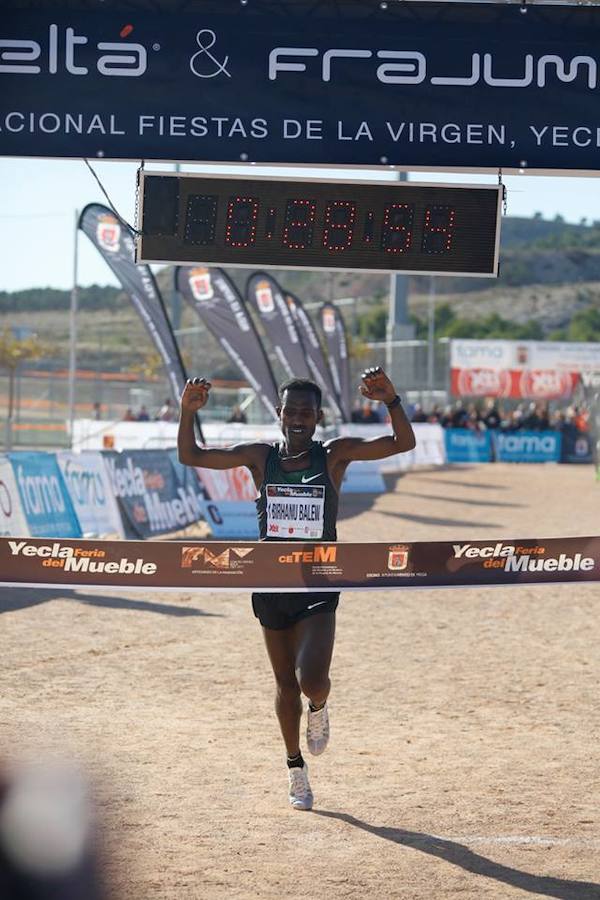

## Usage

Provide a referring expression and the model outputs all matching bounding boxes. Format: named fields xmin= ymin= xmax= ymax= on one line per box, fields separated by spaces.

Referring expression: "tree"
xmin=0 ymin=329 xmax=55 ymax=449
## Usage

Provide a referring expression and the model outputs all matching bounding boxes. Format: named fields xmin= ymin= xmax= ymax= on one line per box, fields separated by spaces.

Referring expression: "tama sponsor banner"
xmin=0 ymin=455 xmax=29 ymax=537
xmin=57 ymin=451 xmax=124 ymax=537
xmin=176 ymin=266 xmax=279 ymax=420
xmin=1 ymin=535 xmax=599 ymax=592
xmin=450 ymin=339 xmax=600 ymax=400
xmin=445 ymin=428 xmax=492 ymax=464
xmin=8 ymin=5 xmax=600 ymax=172
xmin=103 ymin=450 xmax=203 ymax=539
xmin=493 ymin=430 xmax=561 ymax=464
xmin=8 ymin=452 xmax=82 ymax=538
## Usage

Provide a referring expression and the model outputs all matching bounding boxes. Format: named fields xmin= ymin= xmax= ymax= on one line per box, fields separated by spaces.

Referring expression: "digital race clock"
xmin=135 ymin=172 xmax=502 ymax=276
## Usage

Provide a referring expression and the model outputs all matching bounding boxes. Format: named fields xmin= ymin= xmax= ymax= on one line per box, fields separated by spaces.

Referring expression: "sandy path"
xmin=1 ymin=463 xmax=599 ymax=899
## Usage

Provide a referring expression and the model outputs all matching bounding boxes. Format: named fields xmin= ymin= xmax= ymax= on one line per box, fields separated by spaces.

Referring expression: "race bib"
xmin=266 ymin=484 xmax=325 ymax=539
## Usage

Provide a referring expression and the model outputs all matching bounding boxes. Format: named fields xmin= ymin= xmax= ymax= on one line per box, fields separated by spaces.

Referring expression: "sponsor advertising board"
xmin=8 ymin=452 xmax=82 ymax=538
xmin=0 ymin=455 xmax=29 ymax=537
xmin=445 ymin=428 xmax=492 ymax=464
xmin=450 ymin=339 xmax=600 ymax=400
xmin=57 ymin=451 xmax=124 ymax=537
xmin=493 ymin=430 xmax=562 ymax=463
xmin=6 ymin=4 xmax=600 ymax=172
xmin=2 ymin=536 xmax=599 ymax=591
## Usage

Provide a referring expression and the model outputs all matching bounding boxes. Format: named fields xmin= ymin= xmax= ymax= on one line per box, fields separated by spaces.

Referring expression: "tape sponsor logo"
xmin=388 ymin=544 xmax=409 ymax=571
xmin=278 ymin=545 xmax=337 ymax=564
xmin=180 ymin=545 xmax=254 ymax=571
xmin=452 ymin=541 xmax=594 ymax=574
xmin=504 ymin=552 xmax=594 ymax=573
xmin=7 ymin=540 xmax=157 ymax=574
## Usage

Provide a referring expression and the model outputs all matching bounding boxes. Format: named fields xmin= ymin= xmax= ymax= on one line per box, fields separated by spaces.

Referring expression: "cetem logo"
xmin=457 ymin=368 xmax=512 ymax=397
xmin=189 ymin=267 xmax=214 ymax=302
xmin=96 ymin=214 xmax=121 ymax=253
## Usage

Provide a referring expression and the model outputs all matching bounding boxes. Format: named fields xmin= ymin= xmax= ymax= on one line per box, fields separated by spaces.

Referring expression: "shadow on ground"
xmin=0 ymin=587 xmax=223 ymax=618
xmin=313 ymin=811 xmax=600 ymax=900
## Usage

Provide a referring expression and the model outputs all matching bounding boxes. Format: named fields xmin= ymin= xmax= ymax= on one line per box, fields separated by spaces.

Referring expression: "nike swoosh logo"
xmin=301 ymin=473 xmax=323 ymax=483
xmin=307 ymin=600 xmax=328 ymax=610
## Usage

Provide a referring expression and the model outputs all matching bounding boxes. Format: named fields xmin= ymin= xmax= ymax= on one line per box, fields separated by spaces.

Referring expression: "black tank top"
xmin=256 ymin=441 xmax=338 ymax=541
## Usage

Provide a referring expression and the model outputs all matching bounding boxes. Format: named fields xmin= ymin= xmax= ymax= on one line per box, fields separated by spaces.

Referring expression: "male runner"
xmin=178 ymin=367 xmax=415 ymax=810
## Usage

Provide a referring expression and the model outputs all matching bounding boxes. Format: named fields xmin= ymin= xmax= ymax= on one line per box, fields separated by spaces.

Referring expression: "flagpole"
xmin=67 ymin=209 xmax=79 ymax=445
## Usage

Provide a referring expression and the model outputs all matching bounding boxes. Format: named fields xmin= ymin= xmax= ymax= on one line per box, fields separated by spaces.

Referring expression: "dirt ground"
xmin=1 ymin=463 xmax=599 ymax=900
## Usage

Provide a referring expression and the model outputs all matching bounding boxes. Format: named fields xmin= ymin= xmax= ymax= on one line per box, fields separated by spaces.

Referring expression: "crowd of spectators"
xmin=409 ymin=399 xmax=590 ymax=434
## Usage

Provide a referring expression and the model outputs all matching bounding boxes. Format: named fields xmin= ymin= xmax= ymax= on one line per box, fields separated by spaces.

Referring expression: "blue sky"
xmin=2 ymin=156 xmax=600 ymax=292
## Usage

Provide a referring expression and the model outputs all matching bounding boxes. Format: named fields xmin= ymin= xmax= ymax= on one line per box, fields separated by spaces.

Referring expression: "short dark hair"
xmin=278 ymin=378 xmax=322 ymax=408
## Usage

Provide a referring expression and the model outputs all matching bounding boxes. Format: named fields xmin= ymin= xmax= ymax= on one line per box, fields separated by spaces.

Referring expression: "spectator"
xmin=360 ymin=401 xmax=379 ymax=424
xmin=123 ymin=407 xmax=136 ymax=421
xmin=428 ymin=405 xmax=442 ymax=424
xmin=227 ymin=404 xmax=248 ymax=424
xmin=137 ymin=405 xmax=150 ymax=422
xmin=350 ymin=400 xmax=364 ymax=423
xmin=410 ymin=403 xmax=427 ymax=423
xmin=451 ymin=401 xmax=468 ymax=428
xmin=522 ymin=401 xmax=542 ymax=430
xmin=482 ymin=399 xmax=501 ymax=430
xmin=92 ymin=401 xmax=102 ymax=420
xmin=156 ymin=398 xmax=176 ymax=422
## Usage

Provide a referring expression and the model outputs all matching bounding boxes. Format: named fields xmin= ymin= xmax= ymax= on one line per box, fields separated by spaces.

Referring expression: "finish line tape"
xmin=1 ymin=536 xmax=600 ymax=592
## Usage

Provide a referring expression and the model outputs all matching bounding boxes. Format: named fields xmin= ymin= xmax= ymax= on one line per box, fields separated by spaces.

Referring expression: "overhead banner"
xmin=175 ymin=266 xmax=279 ymax=421
xmin=320 ymin=302 xmax=352 ymax=423
xmin=246 ymin=272 xmax=309 ymax=381
xmin=79 ymin=204 xmax=193 ymax=427
xmin=286 ymin=292 xmax=345 ymax=421
xmin=450 ymin=339 xmax=600 ymax=400
xmin=5 ymin=3 xmax=600 ymax=171
xmin=2 ymin=536 xmax=600 ymax=592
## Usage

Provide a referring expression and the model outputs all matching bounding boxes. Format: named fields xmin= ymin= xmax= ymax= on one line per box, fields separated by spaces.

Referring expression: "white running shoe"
xmin=288 ymin=764 xmax=313 ymax=811
xmin=306 ymin=702 xmax=330 ymax=756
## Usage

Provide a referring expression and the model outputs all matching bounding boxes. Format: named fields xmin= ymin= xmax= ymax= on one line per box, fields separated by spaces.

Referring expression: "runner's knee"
xmin=297 ymin=671 xmax=330 ymax=701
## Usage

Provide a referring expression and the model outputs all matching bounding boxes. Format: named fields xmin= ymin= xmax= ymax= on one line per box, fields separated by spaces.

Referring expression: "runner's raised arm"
xmin=177 ymin=377 xmax=268 ymax=483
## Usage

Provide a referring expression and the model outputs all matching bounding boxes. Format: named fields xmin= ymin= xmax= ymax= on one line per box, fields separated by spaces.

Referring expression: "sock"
xmin=287 ymin=752 xmax=305 ymax=769
xmin=309 ymin=700 xmax=326 ymax=712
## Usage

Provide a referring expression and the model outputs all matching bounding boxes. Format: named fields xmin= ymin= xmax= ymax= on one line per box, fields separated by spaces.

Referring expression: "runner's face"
xmin=279 ymin=390 xmax=322 ymax=448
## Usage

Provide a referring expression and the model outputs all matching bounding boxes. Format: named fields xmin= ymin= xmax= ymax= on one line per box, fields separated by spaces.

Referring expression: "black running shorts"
xmin=251 ymin=592 xmax=340 ymax=630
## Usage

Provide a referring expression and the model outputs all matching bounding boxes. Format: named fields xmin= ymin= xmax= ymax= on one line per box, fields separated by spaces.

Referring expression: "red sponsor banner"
xmin=452 ymin=368 xmax=579 ymax=400
xmin=1 ymin=536 xmax=599 ymax=592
